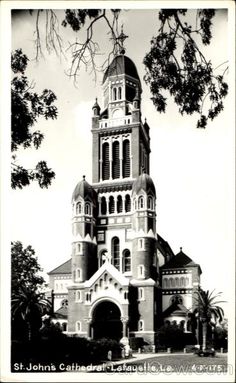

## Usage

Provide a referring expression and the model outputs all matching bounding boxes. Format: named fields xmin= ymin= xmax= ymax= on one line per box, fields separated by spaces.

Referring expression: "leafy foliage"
xmin=28 ymin=9 xmax=228 ymax=128
xmin=143 ymin=9 xmax=228 ymax=128
xmin=61 ymin=9 xmax=102 ymax=31
xmin=11 ymin=241 xmax=51 ymax=341
xmin=11 ymin=49 xmax=57 ymax=189
xmin=194 ymin=288 xmax=225 ymax=323
xmin=193 ymin=288 xmax=225 ymax=349
xmin=11 ymin=241 xmax=44 ymax=293
xmin=156 ymin=320 xmax=196 ymax=350
xmin=12 ymin=286 xmax=51 ymax=341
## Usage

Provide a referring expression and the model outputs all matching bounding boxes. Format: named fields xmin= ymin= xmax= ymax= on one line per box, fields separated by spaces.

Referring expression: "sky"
xmin=4 ymin=3 xmax=235 ymax=322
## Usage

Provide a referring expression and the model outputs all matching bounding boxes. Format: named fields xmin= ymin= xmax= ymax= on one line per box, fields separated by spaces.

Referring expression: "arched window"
xmin=112 ymin=237 xmax=120 ymax=270
xmin=102 ymin=142 xmax=110 ymax=180
xmin=118 ymin=86 xmax=122 ymax=100
xmin=180 ymin=277 xmax=185 ymax=287
xmin=185 ymin=277 xmax=189 ymax=286
xmin=76 ymin=321 xmax=81 ymax=332
xmin=112 ymin=141 xmax=120 ymax=179
xmin=175 ymin=277 xmax=179 ymax=287
xmin=109 ymin=196 xmax=115 ymax=214
xmin=138 ymin=196 xmax=144 ymax=209
xmin=75 ymin=268 xmax=82 ymax=281
xmin=117 ymin=195 xmax=123 ymax=213
xmin=123 ymin=249 xmax=131 ymax=272
xmin=138 ymin=264 xmax=144 ymax=278
xmin=170 ymin=277 xmax=174 ymax=288
xmin=101 ymin=197 xmax=107 ymax=215
xmin=138 ymin=320 xmax=144 ymax=331
xmin=123 ymin=140 xmax=130 ymax=178
xmin=113 ymin=87 xmax=117 ymax=100
xmin=125 ymin=194 xmax=131 ymax=212
xmin=85 ymin=292 xmax=91 ymax=302
xmin=76 ymin=202 xmax=82 ymax=215
xmin=100 ymin=249 xmax=108 ymax=266
xmin=62 ymin=322 xmax=67 ymax=331
xmin=76 ymin=291 xmax=82 ymax=302
xmin=138 ymin=287 xmax=144 ymax=300
xmin=85 ymin=203 xmax=91 ymax=215
xmin=148 ymin=196 xmax=154 ymax=210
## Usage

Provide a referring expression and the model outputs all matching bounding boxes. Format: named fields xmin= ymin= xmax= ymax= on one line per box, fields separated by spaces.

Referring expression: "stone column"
xmin=121 ymin=317 xmax=129 ymax=338
xmin=87 ymin=318 xmax=93 ymax=339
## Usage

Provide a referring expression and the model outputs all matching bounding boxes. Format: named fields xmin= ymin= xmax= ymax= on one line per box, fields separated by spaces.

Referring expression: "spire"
xmin=92 ymin=97 xmax=100 ymax=116
xmin=117 ymin=24 xmax=128 ymax=55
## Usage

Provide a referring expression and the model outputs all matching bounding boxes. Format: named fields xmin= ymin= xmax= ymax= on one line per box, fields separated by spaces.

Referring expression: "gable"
xmin=84 ymin=261 xmax=129 ymax=288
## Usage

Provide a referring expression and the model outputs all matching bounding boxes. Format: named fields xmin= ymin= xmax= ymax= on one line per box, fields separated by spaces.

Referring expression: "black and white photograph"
xmin=0 ymin=1 xmax=235 ymax=381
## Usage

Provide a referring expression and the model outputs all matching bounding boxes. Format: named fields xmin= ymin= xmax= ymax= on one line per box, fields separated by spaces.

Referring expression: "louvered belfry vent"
xmin=123 ymin=139 xmax=130 ymax=178
xmin=112 ymin=141 xmax=120 ymax=179
xmin=102 ymin=142 xmax=110 ymax=180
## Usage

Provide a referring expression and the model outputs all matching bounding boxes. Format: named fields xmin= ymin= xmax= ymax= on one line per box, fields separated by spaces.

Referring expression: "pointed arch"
xmin=138 ymin=195 xmax=144 ymax=209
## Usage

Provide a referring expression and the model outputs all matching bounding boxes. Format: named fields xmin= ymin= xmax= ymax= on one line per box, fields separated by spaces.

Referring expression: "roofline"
xmin=48 ymin=259 xmax=71 ymax=275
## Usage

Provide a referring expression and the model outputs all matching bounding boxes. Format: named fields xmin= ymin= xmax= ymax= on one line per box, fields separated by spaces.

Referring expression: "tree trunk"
xmin=27 ymin=321 xmax=32 ymax=342
xmin=202 ymin=321 xmax=207 ymax=350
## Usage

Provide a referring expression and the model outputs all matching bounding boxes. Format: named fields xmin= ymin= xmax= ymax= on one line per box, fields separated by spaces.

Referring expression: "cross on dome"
xmin=117 ymin=24 xmax=128 ymax=54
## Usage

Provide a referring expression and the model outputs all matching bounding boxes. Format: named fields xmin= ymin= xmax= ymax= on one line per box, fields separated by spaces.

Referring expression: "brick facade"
xmin=48 ymin=52 xmax=201 ymax=345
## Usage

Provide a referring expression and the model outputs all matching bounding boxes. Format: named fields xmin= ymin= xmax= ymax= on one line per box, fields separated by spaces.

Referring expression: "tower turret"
xmin=131 ymin=173 xmax=157 ymax=279
xmin=71 ymin=176 xmax=97 ymax=282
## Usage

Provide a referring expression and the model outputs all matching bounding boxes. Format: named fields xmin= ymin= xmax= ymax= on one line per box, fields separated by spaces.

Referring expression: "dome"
xmin=132 ymin=173 xmax=156 ymax=197
xmin=72 ymin=176 xmax=97 ymax=203
xmin=103 ymin=55 xmax=140 ymax=84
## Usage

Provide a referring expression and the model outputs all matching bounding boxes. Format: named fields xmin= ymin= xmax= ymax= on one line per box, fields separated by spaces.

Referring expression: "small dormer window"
xmin=138 ymin=196 xmax=144 ymax=209
xmin=76 ymin=202 xmax=82 ymax=215
xmin=148 ymin=196 xmax=154 ymax=210
xmin=85 ymin=203 xmax=91 ymax=215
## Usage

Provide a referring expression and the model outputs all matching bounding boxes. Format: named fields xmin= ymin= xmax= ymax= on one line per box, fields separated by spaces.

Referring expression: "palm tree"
xmin=12 ymin=286 xmax=51 ymax=341
xmin=193 ymin=289 xmax=225 ymax=350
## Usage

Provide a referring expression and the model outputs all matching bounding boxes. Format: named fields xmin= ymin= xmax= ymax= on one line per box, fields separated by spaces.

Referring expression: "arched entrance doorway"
xmin=92 ymin=300 xmax=122 ymax=340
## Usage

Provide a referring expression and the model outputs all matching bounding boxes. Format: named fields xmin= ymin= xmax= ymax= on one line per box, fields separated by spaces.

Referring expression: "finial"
xmin=180 ymin=247 xmax=182 ymax=252
xmin=145 ymin=117 xmax=147 ymax=123
xmin=83 ymin=175 xmax=86 ymax=180
xmin=117 ymin=24 xmax=128 ymax=55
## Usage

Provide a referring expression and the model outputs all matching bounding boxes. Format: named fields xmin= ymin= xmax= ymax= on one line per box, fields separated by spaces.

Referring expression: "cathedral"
xmin=48 ymin=44 xmax=202 ymax=345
